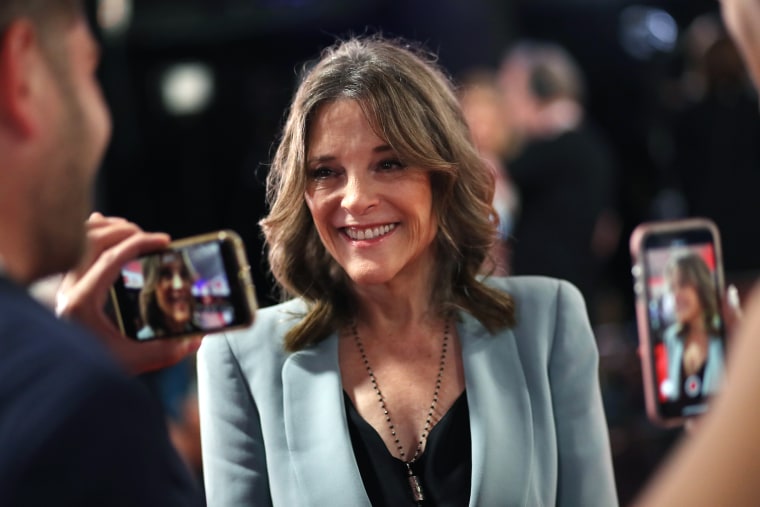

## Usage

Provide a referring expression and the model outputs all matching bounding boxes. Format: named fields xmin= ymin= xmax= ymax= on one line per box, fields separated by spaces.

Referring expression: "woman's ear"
xmin=0 ymin=19 xmax=47 ymax=138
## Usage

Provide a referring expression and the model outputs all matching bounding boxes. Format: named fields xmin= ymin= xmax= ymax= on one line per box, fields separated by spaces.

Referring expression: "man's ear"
xmin=0 ymin=19 xmax=46 ymax=138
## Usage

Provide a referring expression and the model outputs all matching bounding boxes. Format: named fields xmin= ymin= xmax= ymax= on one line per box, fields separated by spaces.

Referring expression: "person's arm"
xmin=57 ymin=213 xmax=202 ymax=374
xmin=634 ymin=285 xmax=760 ymax=506
xmin=549 ymin=280 xmax=619 ymax=506
xmin=196 ymin=333 xmax=273 ymax=506
xmin=721 ymin=0 xmax=760 ymax=89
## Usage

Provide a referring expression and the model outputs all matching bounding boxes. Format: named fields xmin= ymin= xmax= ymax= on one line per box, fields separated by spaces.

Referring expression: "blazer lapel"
xmin=460 ymin=311 xmax=533 ymax=507
xmin=282 ymin=333 xmax=370 ymax=507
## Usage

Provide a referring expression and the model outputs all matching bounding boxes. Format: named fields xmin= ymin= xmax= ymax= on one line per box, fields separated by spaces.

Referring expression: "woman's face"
xmin=155 ymin=255 xmax=193 ymax=328
xmin=671 ymin=271 xmax=703 ymax=325
xmin=303 ymin=99 xmax=438 ymax=287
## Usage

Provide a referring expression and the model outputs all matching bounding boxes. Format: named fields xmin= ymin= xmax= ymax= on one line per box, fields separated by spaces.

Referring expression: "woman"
xmin=661 ymin=253 xmax=724 ymax=402
xmin=138 ymin=251 xmax=199 ymax=340
xmin=197 ymin=35 xmax=617 ymax=506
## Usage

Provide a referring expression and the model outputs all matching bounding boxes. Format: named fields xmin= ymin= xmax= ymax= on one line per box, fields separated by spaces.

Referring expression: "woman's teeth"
xmin=345 ymin=223 xmax=396 ymax=240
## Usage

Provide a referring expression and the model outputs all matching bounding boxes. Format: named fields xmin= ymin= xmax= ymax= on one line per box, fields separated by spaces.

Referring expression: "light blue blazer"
xmin=197 ymin=276 xmax=618 ymax=506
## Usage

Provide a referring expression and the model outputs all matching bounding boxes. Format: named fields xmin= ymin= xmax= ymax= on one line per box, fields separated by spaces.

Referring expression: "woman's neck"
xmin=354 ymin=288 xmax=436 ymax=335
xmin=351 ymin=254 xmax=440 ymax=334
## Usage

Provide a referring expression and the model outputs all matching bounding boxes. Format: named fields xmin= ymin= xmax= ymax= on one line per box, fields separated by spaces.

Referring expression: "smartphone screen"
xmin=110 ymin=231 xmax=257 ymax=340
xmin=639 ymin=225 xmax=726 ymax=421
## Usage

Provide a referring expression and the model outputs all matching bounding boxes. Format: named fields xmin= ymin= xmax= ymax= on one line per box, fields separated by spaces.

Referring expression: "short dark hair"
xmin=0 ymin=1 xmax=82 ymax=35
xmin=502 ymin=40 xmax=586 ymax=104
xmin=0 ymin=0 xmax=83 ymax=77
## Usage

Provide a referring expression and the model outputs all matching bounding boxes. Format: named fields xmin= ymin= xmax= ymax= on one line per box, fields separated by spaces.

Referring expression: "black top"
xmin=507 ymin=123 xmax=618 ymax=306
xmin=344 ymin=390 xmax=471 ymax=506
xmin=679 ymin=360 xmax=708 ymax=401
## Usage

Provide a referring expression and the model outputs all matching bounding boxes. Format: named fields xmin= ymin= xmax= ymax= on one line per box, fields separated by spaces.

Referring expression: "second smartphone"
xmin=110 ymin=230 xmax=257 ymax=341
xmin=630 ymin=217 xmax=727 ymax=427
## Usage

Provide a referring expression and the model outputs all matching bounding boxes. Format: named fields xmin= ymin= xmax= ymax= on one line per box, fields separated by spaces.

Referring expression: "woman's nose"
xmin=341 ymin=173 xmax=378 ymax=214
xmin=171 ymin=273 xmax=184 ymax=289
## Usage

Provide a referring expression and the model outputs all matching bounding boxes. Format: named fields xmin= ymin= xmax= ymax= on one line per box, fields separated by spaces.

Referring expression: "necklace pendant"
xmin=406 ymin=463 xmax=425 ymax=502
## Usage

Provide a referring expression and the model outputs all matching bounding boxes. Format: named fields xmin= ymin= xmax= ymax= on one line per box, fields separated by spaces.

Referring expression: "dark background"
xmin=90 ymin=0 xmax=755 ymax=503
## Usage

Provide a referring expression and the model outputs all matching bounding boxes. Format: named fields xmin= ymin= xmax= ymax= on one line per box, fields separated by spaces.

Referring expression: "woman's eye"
xmin=309 ymin=167 xmax=337 ymax=180
xmin=378 ymin=159 xmax=405 ymax=171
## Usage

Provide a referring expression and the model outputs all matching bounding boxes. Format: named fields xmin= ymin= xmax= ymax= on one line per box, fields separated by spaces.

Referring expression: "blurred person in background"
xmin=668 ymin=28 xmax=760 ymax=292
xmin=458 ymin=68 xmax=520 ymax=275
xmin=0 ymin=1 xmax=202 ymax=504
xmin=498 ymin=40 xmax=622 ymax=323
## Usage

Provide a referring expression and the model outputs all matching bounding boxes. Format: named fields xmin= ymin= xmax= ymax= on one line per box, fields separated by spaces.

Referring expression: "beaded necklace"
xmin=351 ymin=316 xmax=450 ymax=504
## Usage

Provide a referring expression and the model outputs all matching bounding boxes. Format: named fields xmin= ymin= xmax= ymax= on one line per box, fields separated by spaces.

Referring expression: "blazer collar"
xmin=282 ymin=333 xmax=371 ymax=507
xmin=459 ymin=311 xmax=533 ymax=507
xmin=282 ymin=312 xmax=533 ymax=506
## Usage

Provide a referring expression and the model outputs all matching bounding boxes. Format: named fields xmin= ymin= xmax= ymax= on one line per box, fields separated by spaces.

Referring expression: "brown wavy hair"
xmin=261 ymin=34 xmax=515 ymax=351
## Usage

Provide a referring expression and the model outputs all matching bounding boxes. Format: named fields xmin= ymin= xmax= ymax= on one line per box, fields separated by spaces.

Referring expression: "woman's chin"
xmin=346 ymin=270 xmax=394 ymax=287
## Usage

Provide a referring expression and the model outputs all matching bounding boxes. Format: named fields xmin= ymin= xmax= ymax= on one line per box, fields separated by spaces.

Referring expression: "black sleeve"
xmin=10 ymin=370 xmax=204 ymax=507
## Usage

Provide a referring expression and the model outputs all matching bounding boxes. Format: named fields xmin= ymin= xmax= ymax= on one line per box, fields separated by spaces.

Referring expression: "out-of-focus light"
xmin=646 ymin=11 xmax=678 ymax=50
xmin=620 ymin=6 xmax=678 ymax=61
xmin=97 ymin=0 xmax=133 ymax=37
xmin=160 ymin=63 xmax=215 ymax=116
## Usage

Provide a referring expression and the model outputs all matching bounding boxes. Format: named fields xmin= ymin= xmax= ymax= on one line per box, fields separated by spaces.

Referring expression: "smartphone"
xmin=630 ymin=217 xmax=727 ymax=427
xmin=110 ymin=230 xmax=257 ymax=341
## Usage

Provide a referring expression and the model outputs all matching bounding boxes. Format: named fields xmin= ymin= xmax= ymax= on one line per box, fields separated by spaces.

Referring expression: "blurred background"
xmin=87 ymin=0 xmax=760 ymax=503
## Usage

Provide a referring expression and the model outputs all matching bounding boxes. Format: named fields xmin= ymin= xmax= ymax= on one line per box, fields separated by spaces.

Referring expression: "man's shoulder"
xmin=0 ymin=278 xmax=142 ymax=442
xmin=0 ymin=282 xmax=202 ymax=506
xmin=0 ymin=280 xmax=120 ymax=380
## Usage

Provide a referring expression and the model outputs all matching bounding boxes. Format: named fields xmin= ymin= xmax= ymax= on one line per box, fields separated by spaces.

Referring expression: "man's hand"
xmin=57 ymin=213 xmax=202 ymax=374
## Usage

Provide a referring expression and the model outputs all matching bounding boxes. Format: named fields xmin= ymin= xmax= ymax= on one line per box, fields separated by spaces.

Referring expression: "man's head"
xmin=0 ymin=0 xmax=111 ymax=284
xmin=498 ymin=41 xmax=586 ymax=137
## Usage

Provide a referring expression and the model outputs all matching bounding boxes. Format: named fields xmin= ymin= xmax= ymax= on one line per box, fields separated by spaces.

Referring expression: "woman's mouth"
xmin=343 ymin=223 xmax=397 ymax=241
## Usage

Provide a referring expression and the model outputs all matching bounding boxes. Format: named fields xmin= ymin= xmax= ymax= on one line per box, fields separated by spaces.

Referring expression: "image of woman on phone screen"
xmin=661 ymin=252 xmax=724 ymax=402
xmin=138 ymin=251 xmax=200 ymax=340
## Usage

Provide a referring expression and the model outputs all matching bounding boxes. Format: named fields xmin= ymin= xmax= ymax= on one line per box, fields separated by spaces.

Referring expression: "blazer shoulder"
xmin=486 ymin=275 xmax=585 ymax=310
xmin=483 ymin=276 xmax=590 ymax=357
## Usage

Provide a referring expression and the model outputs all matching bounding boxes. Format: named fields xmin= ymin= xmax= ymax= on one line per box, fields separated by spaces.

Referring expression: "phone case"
xmin=630 ymin=217 xmax=725 ymax=427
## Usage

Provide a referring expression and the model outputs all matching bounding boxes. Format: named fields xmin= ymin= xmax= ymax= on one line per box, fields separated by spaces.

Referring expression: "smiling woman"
xmin=304 ymin=99 xmax=438 ymax=288
xmin=196 ymin=34 xmax=618 ymax=506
